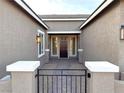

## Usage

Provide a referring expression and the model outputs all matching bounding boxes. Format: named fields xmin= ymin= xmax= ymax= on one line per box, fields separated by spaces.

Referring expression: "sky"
xmin=24 ymin=0 xmax=104 ymax=15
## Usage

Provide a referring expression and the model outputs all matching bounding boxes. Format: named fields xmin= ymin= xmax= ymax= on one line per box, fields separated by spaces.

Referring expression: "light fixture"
xmin=36 ymin=35 xmax=41 ymax=44
xmin=120 ymin=25 xmax=124 ymax=40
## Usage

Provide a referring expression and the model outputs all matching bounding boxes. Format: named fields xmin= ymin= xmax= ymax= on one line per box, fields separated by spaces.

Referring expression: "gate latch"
xmin=87 ymin=73 xmax=91 ymax=78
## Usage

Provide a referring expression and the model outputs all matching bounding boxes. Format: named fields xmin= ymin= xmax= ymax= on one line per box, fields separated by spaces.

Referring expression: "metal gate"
xmin=36 ymin=69 xmax=87 ymax=93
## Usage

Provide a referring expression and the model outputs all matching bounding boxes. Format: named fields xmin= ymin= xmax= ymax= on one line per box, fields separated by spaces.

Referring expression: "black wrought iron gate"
xmin=36 ymin=69 xmax=87 ymax=93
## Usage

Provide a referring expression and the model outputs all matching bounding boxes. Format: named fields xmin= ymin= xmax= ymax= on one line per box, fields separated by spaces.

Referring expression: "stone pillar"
xmin=45 ymin=49 xmax=50 ymax=61
xmin=6 ymin=61 xmax=40 ymax=93
xmin=85 ymin=61 xmax=119 ymax=93
xmin=78 ymin=49 xmax=84 ymax=63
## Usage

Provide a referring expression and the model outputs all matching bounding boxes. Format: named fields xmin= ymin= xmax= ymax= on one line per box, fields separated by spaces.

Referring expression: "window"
xmin=51 ymin=36 xmax=58 ymax=56
xmin=69 ymin=36 xmax=77 ymax=56
xmin=38 ymin=30 xmax=45 ymax=58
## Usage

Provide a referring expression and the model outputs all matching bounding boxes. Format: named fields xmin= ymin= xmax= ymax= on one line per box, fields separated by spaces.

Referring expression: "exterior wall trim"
xmin=14 ymin=0 xmax=48 ymax=29
xmin=80 ymin=0 xmax=114 ymax=29
xmin=47 ymin=31 xmax=81 ymax=34
xmin=42 ymin=18 xmax=87 ymax=21
xmin=6 ymin=61 xmax=40 ymax=72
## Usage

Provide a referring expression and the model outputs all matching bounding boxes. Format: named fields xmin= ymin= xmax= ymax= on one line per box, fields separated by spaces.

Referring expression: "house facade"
xmin=39 ymin=15 xmax=88 ymax=61
xmin=0 ymin=0 xmax=89 ymax=79
xmin=0 ymin=0 xmax=124 ymax=77
xmin=1 ymin=0 xmax=124 ymax=93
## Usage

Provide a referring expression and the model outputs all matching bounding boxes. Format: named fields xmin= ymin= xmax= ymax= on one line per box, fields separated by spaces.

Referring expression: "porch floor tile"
xmin=39 ymin=59 xmax=86 ymax=69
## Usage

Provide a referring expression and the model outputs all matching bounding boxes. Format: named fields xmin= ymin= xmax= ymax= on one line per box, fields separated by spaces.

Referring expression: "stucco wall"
xmin=115 ymin=80 xmax=124 ymax=93
xmin=0 ymin=0 xmax=46 ymax=78
xmin=119 ymin=0 xmax=124 ymax=71
xmin=80 ymin=1 xmax=120 ymax=65
xmin=43 ymin=21 xmax=83 ymax=31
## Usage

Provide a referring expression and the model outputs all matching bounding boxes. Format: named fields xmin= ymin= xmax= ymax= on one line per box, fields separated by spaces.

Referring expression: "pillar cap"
xmin=6 ymin=61 xmax=40 ymax=72
xmin=85 ymin=61 xmax=119 ymax=72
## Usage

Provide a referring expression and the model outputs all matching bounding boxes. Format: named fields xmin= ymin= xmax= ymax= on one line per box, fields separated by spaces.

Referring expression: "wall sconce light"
xmin=120 ymin=25 xmax=124 ymax=40
xmin=36 ymin=35 xmax=41 ymax=44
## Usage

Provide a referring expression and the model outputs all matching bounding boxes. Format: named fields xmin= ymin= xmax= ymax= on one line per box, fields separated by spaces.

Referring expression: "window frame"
xmin=69 ymin=36 xmax=77 ymax=57
xmin=51 ymin=36 xmax=59 ymax=56
xmin=37 ymin=30 xmax=45 ymax=58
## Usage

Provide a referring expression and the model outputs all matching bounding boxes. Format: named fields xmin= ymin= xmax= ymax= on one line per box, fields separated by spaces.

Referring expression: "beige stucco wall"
xmin=119 ymin=0 xmax=124 ymax=71
xmin=80 ymin=1 xmax=120 ymax=65
xmin=0 ymin=79 xmax=11 ymax=93
xmin=88 ymin=72 xmax=115 ymax=93
xmin=43 ymin=21 xmax=83 ymax=31
xmin=115 ymin=80 xmax=124 ymax=93
xmin=12 ymin=72 xmax=35 ymax=93
xmin=0 ymin=0 xmax=46 ymax=78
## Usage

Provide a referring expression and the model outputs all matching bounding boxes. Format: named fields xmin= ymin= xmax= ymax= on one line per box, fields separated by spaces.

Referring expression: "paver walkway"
xmin=40 ymin=59 xmax=86 ymax=69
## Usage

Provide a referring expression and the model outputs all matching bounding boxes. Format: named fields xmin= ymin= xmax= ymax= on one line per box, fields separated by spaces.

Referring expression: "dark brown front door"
xmin=60 ymin=38 xmax=68 ymax=58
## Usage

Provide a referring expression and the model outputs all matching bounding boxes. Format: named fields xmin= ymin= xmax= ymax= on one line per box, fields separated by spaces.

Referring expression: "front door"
xmin=51 ymin=35 xmax=77 ymax=59
xmin=60 ymin=37 xmax=68 ymax=58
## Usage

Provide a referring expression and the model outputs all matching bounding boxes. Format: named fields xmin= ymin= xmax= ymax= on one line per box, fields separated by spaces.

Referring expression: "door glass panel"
xmin=52 ymin=37 xmax=58 ymax=55
xmin=70 ymin=37 xmax=76 ymax=56
xmin=38 ymin=34 xmax=43 ymax=55
xmin=60 ymin=37 xmax=68 ymax=58
xmin=72 ymin=37 xmax=75 ymax=55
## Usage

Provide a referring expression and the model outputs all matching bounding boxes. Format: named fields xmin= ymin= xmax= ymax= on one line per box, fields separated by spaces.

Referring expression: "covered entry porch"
xmin=48 ymin=30 xmax=81 ymax=59
xmin=49 ymin=35 xmax=80 ymax=59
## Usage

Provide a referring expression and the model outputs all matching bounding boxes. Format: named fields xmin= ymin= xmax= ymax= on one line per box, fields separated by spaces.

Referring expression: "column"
xmin=6 ymin=61 xmax=40 ymax=93
xmin=85 ymin=61 xmax=119 ymax=93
